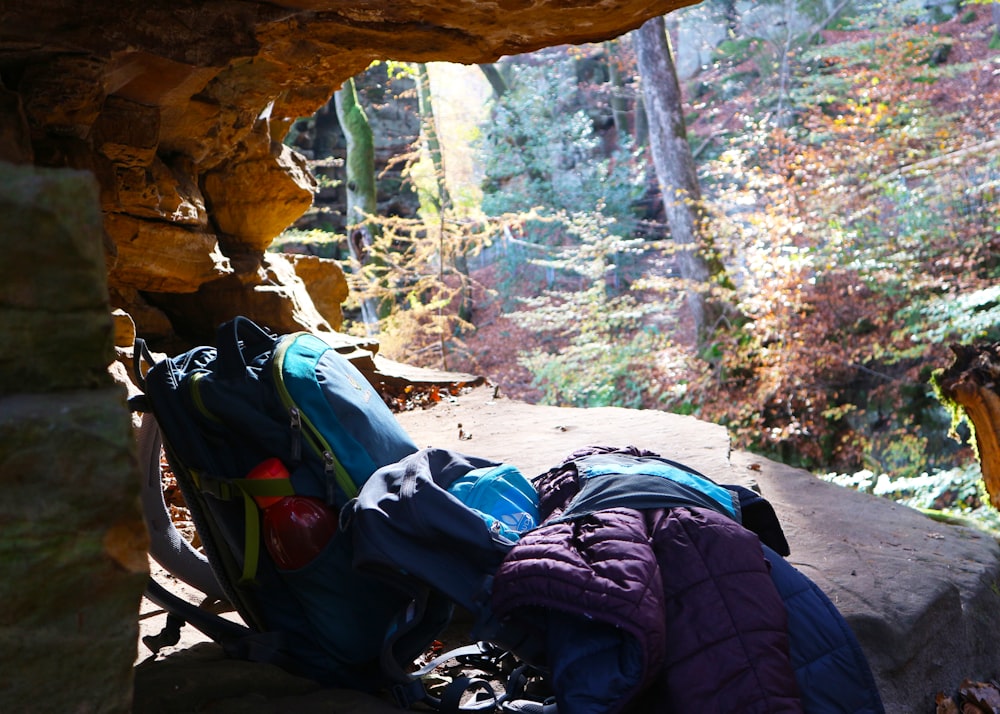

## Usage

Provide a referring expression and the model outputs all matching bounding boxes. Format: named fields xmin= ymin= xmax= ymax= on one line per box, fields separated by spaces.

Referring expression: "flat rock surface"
xmin=134 ymin=387 xmax=1000 ymax=712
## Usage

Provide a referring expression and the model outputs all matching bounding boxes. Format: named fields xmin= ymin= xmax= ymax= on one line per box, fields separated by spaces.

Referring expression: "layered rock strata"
xmin=0 ymin=0 xmax=695 ymax=349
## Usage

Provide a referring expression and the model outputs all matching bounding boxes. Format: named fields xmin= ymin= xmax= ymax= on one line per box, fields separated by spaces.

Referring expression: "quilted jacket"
xmin=491 ymin=446 xmax=884 ymax=714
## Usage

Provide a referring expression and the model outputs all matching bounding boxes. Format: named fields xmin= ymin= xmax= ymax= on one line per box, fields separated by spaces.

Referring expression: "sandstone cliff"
xmin=0 ymin=0 xmax=696 ymax=350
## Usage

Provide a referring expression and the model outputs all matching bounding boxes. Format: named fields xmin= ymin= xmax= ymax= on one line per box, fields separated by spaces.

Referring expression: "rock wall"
xmin=0 ymin=0 xmax=696 ymax=351
xmin=0 ymin=162 xmax=148 ymax=713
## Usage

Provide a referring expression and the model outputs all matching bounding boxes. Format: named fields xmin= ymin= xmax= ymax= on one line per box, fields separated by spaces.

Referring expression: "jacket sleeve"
xmin=647 ymin=507 xmax=804 ymax=714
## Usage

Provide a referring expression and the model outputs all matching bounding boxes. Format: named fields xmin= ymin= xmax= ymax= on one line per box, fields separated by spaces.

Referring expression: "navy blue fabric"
xmin=729 ymin=483 xmax=791 ymax=556
xmin=142 ymin=317 xmax=422 ymax=689
xmin=764 ymin=545 xmax=886 ymax=714
xmin=545 ymin=610 xmax=644 ymax=713
xmin=345 ymin=448 xmax=520 ymax=617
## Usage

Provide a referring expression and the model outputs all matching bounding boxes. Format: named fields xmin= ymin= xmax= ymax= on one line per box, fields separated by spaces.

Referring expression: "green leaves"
xmin=902 ymin=286 xmax=1000 ymax=345
xmin=506 ymin=211 xmax=667 ymax=409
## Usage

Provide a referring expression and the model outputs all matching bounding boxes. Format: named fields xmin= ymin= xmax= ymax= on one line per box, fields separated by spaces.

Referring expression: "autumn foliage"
xmin=659 ymin=8 xmax=1000 ymax=477
xmin=304 ymin=6 xmax=1000 ymax=484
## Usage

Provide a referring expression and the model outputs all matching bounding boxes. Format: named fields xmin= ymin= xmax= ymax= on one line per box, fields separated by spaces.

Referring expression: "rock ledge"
xmin=135 ymin=387 xmax=1000 ymax=712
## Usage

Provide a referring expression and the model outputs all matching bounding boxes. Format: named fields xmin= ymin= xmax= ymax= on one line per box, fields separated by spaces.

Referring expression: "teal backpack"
xmin=134 ymin=316 xmax=543 ymax=708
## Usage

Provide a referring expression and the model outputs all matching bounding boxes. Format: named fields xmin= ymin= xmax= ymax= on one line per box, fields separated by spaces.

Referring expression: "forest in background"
xmin=274 ymin=0 xmax=1000 ymax=527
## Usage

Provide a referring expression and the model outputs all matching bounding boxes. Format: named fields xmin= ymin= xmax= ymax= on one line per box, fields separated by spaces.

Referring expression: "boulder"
xmin=108 ymin=287 xmax=177 ymax=350
xmin=285 ymin=253 xmax=350 ymax=330
xmin=92 ymin=95 xmax=160 ymax=168
xmin=112 ymin=309 xmax=136 ymax=348
xmin=202 ymin=119 xmax=318 ymax=253
xmin=132 ymin=387 xmax=1000 ymax=712
xmin=105 ymin=213 xmax=233 ymax=294
xmin=102 ymin=156 xmax=208 ymax=226
xmin=0 ymin=87 xmax=33 ymax=164
xmin=254 ymin=253 xmax=336 ymax=335
xmin=159 ymin=96 xmax=227 ymax=165
xmin=0 ymin=160 xmax=146 ymax=714
xmin=134 ymin=639 xmax=401 ymax=714
xmin=145 ymin=252 xmax=335 ymax=343
xmin=0 ymin=390 xmax=148 ymax=714
xmin=19 ymin=55 xmax=108 ymax=138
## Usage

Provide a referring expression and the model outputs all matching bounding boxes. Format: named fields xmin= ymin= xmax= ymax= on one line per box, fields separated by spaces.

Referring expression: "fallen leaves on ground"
xmin=937 ymin=679 xmax=1000 ymax=713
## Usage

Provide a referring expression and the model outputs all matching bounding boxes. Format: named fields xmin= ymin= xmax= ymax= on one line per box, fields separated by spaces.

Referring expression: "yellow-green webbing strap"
xmin=232 ymin=478 xmax=296 ymax=584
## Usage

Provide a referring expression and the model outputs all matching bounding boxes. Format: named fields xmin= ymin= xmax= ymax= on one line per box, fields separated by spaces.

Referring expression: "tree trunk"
xmin=415 ymin=63 xmax=472 ymax=328
xmin=334 ymin=77 xmax=377 ymax=235
xmin=334 ymin=77 xmax=380 ymax=329
xmin=604 ymin=40 xmax=630 ymax=138
xmin=416 ymin=64 xmax=452 ymax=214
xmin=773 ymin=0 xmax=796 ymax=128
xmin=634 ymin=15 xmax=730 ymax=340
xmin=478 ymin=63 xmax=509 ymax=99
xmin=710 ymin=0 xmax=739 ymax=38
xmin=936 ymin=342 xmax=1000 ymax=510
xmin=635 ymin=93 xmax=649 ymax=147
xmin=775 ymin=0 xmax=851 ymax=127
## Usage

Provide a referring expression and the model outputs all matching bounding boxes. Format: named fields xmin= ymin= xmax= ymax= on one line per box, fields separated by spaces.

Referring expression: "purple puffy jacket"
xmin=491 ymin=446 xmax=803 ymax=714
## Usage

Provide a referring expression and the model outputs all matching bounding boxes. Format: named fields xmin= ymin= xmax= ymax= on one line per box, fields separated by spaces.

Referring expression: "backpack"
xmin=133 ymin=316 xmax=543 ymax=708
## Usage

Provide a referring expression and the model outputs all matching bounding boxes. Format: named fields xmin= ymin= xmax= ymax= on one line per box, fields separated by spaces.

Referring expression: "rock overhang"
xmin=0 ymin=0 xmax=700 ymax=345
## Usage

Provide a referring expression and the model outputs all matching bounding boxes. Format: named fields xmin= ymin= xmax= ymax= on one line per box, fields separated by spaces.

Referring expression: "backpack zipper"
xmin=321 ymin=450 xmax=337 ymax=505
xmin=288 ymin=406 xmax=303 ymax=462
xmin=272 ymin=334 xmax=357 ymax=503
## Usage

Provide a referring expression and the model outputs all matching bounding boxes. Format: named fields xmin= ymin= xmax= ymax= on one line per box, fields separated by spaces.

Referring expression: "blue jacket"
xmin=491 ymin=446 xmax=885 ymax=714
xmin=765 ymin=544 xmax=885 ymax=713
